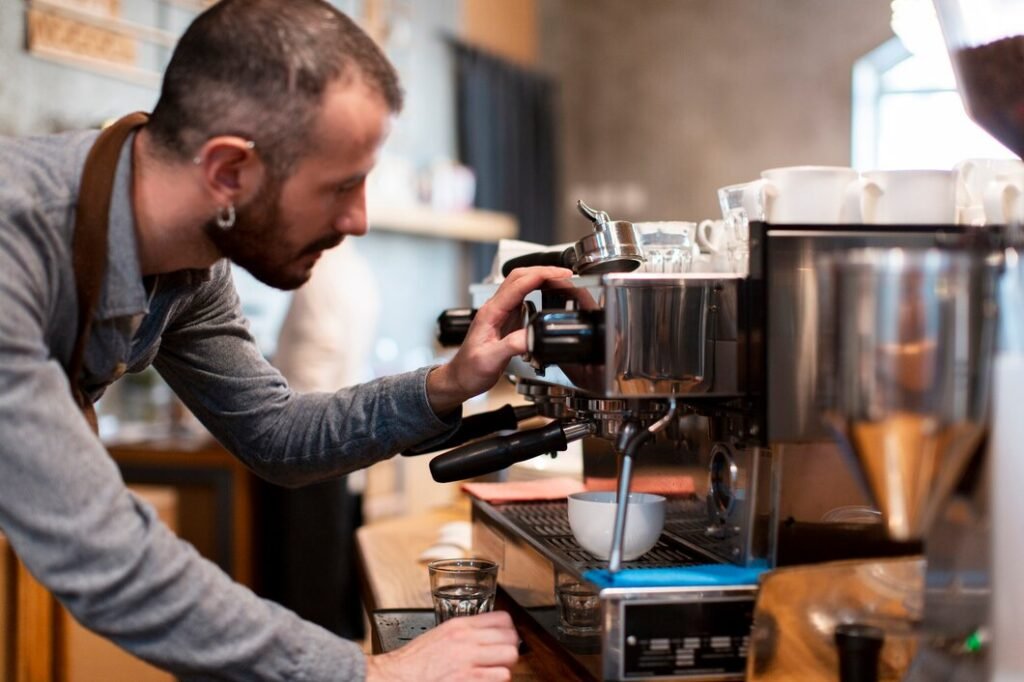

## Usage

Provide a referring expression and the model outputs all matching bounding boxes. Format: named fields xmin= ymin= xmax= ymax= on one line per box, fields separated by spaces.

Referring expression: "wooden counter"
xmin=356 ymin=501 xmax=589 ymax=681
xmin=355 ymin=500 xmax=469 ymax=614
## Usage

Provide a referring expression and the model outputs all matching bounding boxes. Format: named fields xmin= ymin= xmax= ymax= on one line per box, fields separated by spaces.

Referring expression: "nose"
xmin=335 ymin=185 xmax=369 ymax=237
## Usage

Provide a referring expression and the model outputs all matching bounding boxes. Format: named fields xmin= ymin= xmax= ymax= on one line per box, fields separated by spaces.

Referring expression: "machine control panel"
xmin=617 ymin=597 xmax=755 ymax=679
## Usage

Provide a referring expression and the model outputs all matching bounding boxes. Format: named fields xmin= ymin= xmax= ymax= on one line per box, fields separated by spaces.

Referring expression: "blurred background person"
xmin=265 ymin=240 xmax=381 ymax=640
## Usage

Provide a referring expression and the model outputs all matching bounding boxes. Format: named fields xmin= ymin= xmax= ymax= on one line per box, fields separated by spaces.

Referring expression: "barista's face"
xmin=209 ymin=77 xmax=391 ymax=290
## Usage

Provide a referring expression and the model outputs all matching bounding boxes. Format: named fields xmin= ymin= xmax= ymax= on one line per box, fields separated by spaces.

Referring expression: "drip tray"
xmin=372 ymin=609 xmax=436 ymax=653
xmin=490 ymin=498 xmax=731 ymax=572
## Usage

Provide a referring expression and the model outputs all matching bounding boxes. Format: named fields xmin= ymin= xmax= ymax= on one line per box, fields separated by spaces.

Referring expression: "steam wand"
xmin=608 ymin=398 xmax=678 ymax=572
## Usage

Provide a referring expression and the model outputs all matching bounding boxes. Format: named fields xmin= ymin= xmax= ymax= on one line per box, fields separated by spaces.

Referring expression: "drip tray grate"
xmin=492 ymin=498 xmax=730 ymax=572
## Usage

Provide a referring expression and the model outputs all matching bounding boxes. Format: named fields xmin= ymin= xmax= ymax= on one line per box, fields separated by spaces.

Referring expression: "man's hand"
xmin=365 ymin=611 xmax=519 ymax=682
xmin=427 ymin=266 xmax=573 ymax=415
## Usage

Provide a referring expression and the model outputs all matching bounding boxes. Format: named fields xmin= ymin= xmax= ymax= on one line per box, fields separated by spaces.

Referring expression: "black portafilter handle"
xmin=402 ymin=404 xmax=539 ymax=456
xmin=436 ymin=308 xmax=476 ymax=347
xmin=501 ymin=248 xmax=575 ymax=277
xmin=834 ymin=623 xmax=884 ymax=682
xmin=429 ymin=421 xmax=591 ymax=483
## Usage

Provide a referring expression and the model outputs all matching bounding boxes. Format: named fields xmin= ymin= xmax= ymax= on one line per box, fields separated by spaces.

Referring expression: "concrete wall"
xmin=540 ymin=0 xmax=895 ymax=240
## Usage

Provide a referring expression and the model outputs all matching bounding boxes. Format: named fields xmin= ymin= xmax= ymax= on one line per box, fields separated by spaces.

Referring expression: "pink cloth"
xmin=461 ymin=477 xmax=586 ymax=503
xmin=584 ymin=475 xmax=696 ymax=496
xmin=462 ymin=475 xmax=697 ymax=503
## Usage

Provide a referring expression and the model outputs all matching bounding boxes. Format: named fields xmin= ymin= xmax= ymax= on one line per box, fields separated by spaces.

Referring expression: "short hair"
xmin=147 ymin=0 xmax=403 ymax=177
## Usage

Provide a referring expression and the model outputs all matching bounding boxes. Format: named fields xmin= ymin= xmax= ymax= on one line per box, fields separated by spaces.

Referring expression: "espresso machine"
xmin=417 ymin=197 xmax=1004 ymax=680
xmin=421 ymin=204 xmax=770 ymax=680
xmin=405 ymin=3 xmax=1024 ymax=676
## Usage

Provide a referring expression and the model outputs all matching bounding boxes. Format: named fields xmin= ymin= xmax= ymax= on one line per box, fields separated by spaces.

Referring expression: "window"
xmin=852 ymin=36 xmax=1014 ymax=169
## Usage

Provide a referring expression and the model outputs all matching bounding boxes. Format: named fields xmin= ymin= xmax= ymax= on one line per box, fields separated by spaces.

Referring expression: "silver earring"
xmin=216 ymin=204 xmax=236 ymax=230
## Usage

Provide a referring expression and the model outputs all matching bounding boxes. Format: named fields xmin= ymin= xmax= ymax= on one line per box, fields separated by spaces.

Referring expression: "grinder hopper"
xmin=934 ymin=0 xmax=1024 ymax=159
xmin=821 ymin=248 xmax=997 ymax=541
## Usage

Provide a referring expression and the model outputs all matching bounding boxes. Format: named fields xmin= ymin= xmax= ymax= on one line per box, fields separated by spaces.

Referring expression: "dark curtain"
xmin=452 ymin=41 xmax=560 ymax=281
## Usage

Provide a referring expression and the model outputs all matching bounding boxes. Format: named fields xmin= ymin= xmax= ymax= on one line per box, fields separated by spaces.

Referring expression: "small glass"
xmin=717 ymin=183 xmax=755 ymax=274
xmin=554 ymin=570 xmax=601 ymax=637
xmin=428 ymin=558 xmax=498 ymax=624
xmin=635 ymin=221 xmax=695 ymax=273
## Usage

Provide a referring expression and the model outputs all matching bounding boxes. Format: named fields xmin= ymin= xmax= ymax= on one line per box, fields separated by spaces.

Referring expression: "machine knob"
xmin=525 ymin=310 xmax=604 ymax=366
xmin=707 ymin=445 xmax=739 ymax=525
xmin=436 ymin=308 xmax=476 ymax=347
xmin=834 ymin=623 xmax=883 ymax=682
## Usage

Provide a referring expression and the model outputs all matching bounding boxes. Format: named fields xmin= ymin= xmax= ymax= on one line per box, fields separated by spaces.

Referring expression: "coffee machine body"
xmin=450 ymin=222 xmax=993 ymax=680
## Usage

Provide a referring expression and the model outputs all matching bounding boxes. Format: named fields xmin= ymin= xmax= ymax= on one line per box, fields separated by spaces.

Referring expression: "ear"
xmin=194 ymin=136 xmax=265 ymax=205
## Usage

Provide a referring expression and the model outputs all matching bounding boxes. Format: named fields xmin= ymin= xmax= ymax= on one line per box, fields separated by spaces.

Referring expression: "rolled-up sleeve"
xmin=0 ymin=226 xmax=367 ymax=680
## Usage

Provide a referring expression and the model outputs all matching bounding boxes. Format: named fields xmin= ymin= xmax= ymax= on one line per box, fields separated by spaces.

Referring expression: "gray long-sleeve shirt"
xmin=0 ymin=129 xmax=459 ymax=679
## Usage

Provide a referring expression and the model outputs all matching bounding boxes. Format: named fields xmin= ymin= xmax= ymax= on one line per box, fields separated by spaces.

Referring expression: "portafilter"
xmin=501 ymin=200 xmax=645 ymax=277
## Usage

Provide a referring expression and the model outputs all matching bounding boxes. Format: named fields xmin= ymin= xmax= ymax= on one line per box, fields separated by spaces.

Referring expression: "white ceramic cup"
xmin=983 ymin=172 xmax=1024 ymax=225
xmin=955 ymin=158 xmax=1024 ymax=225
xmin=696 ymin=219 xmax=729 ymax=254
xmin=693 ymin=219 xmax=741 ymax=274
xmin=567 ymin=491 xmax=665 ymax=561
xmin=743 ymin=165 xmax=859 ymax=224
xmin=847 ymin=170 xmax=958 ymax=224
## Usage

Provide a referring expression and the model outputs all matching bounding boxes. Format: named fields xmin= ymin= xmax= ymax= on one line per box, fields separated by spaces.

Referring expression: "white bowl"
xmin=566 ymin=491 xmax=666 ymax=561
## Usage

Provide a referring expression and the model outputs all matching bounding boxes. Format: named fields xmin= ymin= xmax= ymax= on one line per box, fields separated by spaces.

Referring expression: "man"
xmin=0 ymin=0 xmax=570 ymax=680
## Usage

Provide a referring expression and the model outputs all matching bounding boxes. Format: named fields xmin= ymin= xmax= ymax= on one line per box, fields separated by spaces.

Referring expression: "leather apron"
xmin=67 ymin=112 xmax=149 ymax=433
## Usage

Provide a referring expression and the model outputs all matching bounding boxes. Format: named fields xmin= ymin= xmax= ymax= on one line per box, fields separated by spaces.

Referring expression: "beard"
xmin=204 ymin=180 xmax=341 ymax=291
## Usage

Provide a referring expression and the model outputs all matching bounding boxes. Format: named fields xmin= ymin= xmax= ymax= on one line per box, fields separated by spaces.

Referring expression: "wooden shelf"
xmin=367 ymin=204 xmax=518 ymax=243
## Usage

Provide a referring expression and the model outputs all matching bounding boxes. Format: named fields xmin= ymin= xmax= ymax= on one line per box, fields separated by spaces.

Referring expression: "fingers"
xmin=484 ymin=266 xmax=573 ymax=317
xmin=439 ymin=609 xmax=515 ymax=634
xmin=472 ymin=644 xmax=519 ymax=668
xmin=367 ymin=612 xmax=520 ymax=682
xmin=500 ymin=328 xmax=528 ymax=357
xmin=431 ymin=613 xmax=519 ymax=671
xmin=438 ymin=612 xmax=519 ymax=647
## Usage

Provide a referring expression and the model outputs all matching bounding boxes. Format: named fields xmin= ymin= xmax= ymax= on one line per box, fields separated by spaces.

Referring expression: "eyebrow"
xmin=333 ymin=172 xmax=368 ymax=190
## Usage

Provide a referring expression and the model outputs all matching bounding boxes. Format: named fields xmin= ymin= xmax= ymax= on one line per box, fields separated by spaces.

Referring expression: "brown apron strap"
xmin=69 ymin=112 xmax=149 ymax=433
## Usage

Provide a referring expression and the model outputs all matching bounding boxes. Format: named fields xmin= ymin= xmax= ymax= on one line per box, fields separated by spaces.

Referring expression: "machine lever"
xmin=501 ymin=250 xmax=574 ymax=277
xmin=402 ymin=404 xmax=538 ymax=456
xmin=429 ymin=421 xmax=592 ymax=483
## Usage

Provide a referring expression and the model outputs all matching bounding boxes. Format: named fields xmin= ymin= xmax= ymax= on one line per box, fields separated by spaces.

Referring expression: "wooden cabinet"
xmin=1 ymin=486 xmax=180 ymax=682
xmin=0 ymin=536 xmax=14 ymax=681
xmin=107 ymin=438 xmax=255 ymax=587
xmin=1 ymin=437 xmax=257 ymax=682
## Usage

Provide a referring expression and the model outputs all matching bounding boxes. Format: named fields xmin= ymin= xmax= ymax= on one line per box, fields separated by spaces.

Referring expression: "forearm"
xmin=425 ymin=363 xmax=469 ymax=417
xmin=156 ymin=353 xmax=460 ymax=486
xmin=153 ymin=271 xmax=460 ymax=486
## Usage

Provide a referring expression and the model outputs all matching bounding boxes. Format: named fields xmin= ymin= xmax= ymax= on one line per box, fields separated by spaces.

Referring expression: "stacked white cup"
xmin=845 ymin=170 xmax=958 ymax=224
xmin=741 ymin=166 xmax=859 ymax=224
xmin=955 ymin=158 xmax=1024 ymax=225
